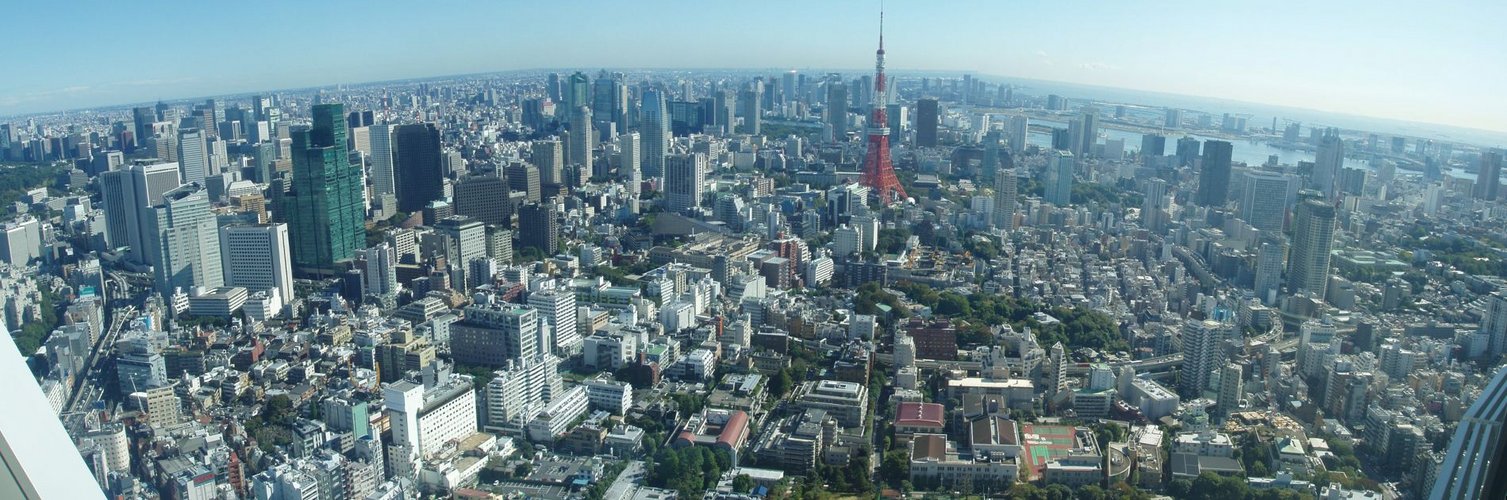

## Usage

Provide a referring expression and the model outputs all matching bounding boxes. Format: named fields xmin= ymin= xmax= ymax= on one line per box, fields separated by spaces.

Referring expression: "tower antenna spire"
xmin=879 ymin=1 xmax=884 ymax=50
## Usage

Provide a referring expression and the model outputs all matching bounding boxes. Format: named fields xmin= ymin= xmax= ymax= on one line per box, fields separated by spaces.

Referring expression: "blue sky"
xmin=3 ymin=0 xmax=1503 ymax=135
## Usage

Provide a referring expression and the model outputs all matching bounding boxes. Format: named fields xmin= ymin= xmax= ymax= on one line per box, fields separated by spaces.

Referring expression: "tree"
xmin=731 ymin=474 xmax=754 ymax=494
xmin=880 ymin=450 xmax=910 ymax=489
xmin=936 ymin=292 xmax=972 ymax=317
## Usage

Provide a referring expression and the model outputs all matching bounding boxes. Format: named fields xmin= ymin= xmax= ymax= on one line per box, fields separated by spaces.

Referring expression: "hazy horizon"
xmin=4 ymin=0 xmax=1502 ymax=140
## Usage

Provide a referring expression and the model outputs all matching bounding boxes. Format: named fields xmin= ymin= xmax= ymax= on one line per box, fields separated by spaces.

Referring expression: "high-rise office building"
xmin=101 ymin=162 xmax=181 ymax=262
xmin=825 ymin=78 xmax=848 ymax=141
xmin=640 ymin=90 xmax=669 ymax=180
xmin=1164 ymin=108 xmax=1182 ymax=128
xmin=518 ymin=203 xmax=557 ymax=255
xmin=177 ymin=128 xmax=209 ymax=183
xmin=1254 ymin=235 xmax=1286 ymax=305
xmin=531 ymin=139 xmax=564 ymax=187
xmin=568 ymin=106 xmax=594 ymax=175
xmin=133 ymin=106 xmax=157 ymax=143
xmin=1141 ymin=178 xmax=1169 ymax=234
xmin=1287 ymin=198 xmax=1336 ymax=297
xmin=392 ymin=123 xmax=444 ymax=212
xmin=1215 ymin=363 xmax=1243 ymax=420
xmin=1196 ymin=140 xmax=1233 ymax=207
xmin=1179 ymin=319 xmax=1232 ymax=397
xmin=284 ymin=103 xmax=365 ymax=274
xmin=1070 ymin=108 xmax=1098 ymax=158
xmin=506 ymin=163 xmax=541 ymax=203
xmin=619 ymin=132 xmax=641 ymax=196
xmin=591 ymin=74 xmax=627 ymax=140
xmin=1312 ymin=129 xmax=1344 ymax=199
xmin=368 ymin=124 xmax=395 ymax=199
xmin=1475 ymin=149 xmax=1503 ymax=201
xmin=1431 ymin=363 xmax=1507 ymax=500
xmin=1483 ymin=291 xmax=1507 ymax=358
xmin=566 ymin=72 xmax=590 ymax=113
xmin=1141 ymin=134 xmax=1166 ymax=160
xmin=738 ymin=82 xmax=763 ymax=135
xmin=434 ymin=216 xmax=488 ymax=290
xmin=1241 ymin=171 xmax=1291 ymax=232
xmin=453 ymin=175 xmax=511 ymax=226
xmin=665 ymin=153 xmax=706 ymax=215
xmin=915 ymin=98 xmax=939 ymax=147
xmin=219 ymin=223 xmax=294 ymax=306
xmin=1045 ymin=150 xmax=1074 ymax=206
xmin=147 ymin=184 xmax=223 ymax=296
xmin=547 ymin=72 xmax=562 ymax=103
xmin=1175 ymin=137 xmax=1201 ymax=167
xmin=1008 ymin=115 xmax=1028 ymax=153
xmin=361 ymin=242 xmax=399 ymax=300
xmin=992 ymin=168 xmax=1017 ymax=229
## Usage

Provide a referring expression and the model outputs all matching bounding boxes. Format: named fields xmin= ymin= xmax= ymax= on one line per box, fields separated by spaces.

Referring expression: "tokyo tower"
xmin=859 ymin=8 xmax=908 ymax=205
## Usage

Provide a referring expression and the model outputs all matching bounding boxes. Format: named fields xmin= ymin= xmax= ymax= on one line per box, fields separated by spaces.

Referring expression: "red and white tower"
xmin=859 ymin=9 xmax=908 ymax=205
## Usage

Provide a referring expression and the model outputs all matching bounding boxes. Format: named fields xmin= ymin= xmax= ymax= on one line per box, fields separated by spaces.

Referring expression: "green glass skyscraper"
xmin=285 ymin=103 xmax=364 ymax=276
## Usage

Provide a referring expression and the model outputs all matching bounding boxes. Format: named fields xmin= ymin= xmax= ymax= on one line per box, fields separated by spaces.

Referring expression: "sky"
xmin=3 ymin=0 xmax=1503 ymax=136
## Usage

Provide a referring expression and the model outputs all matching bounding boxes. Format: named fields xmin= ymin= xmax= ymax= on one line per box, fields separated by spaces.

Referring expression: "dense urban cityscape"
xmin=1 ymin=5 xmax=1505 ymax=500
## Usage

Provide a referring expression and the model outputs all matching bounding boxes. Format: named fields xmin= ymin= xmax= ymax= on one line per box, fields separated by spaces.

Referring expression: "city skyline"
xmin=2 ymin=0 xmax=1503 ymax=137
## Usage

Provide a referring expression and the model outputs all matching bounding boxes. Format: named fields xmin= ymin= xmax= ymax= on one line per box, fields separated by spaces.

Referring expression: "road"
xmin=63 ymin=270 xmax=140 ymax=414
xmin=601 ymin=461 xmax=645 ymax=500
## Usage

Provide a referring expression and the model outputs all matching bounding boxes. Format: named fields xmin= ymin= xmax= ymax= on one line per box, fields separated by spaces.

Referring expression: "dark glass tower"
xmin=392 ymin=123 xmax=444 ymax=213
xmin=1197 ymin=140 xmax=1233 ymax=207
xmin=285 ymin=103 xmax=364 ymax=275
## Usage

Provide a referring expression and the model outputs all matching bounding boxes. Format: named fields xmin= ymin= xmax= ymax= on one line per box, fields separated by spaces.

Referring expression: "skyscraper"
xmin=992 ymin=168 xmax=1016 ymax=229
xmin=1141 ymin=134 xmax=1166 ymax=161
xmin=1175 ymin=137 xmax=1201 ymax=167
xmin=1475 ymin=149 xmax=1503 ymax=201
xmin=1007 ymin=115 xmax=1028 ymax=153
xmin=640 ymin=89 xmax=669 ymax=179
xmin=219 ymin=223 xmax=294 ymax=306
xmin=665 ymin=153 xmax=706 ymax=215
xmin=738 ymin=81 xmax=762 ymax=135
xmin=1241 ymin=171 xmax=1292 ymax=232
xmin=1215 ymin=363 xmax=1243 ymax=420
xmin=284 ymin=103 xmax=365 ymax=275
xmin=568 ymin=106 xmax=594 ymax=176
xmin=147 ymin=184 xmax=223 ymax=296
xmin=547 ymin=72 xmax=562 ymax=103
xmin=1141 ymin=178 xmax=1168 ymax=233
xmin=825 ymin=78 xmax=848 ymax=141
xmin=915 ymin=98 xmax=939 ymax=147
xmin=1045 ymin=150 xmax=1074 ymax=206
xmin=566 ymin=72 xmax=590 ymax=114
xmin=619 ymin=132 xmax=641 ymax=197
xmin=518 ymin=203 xmax=557 ymax=255
xmin=1431 ymin=363 xmax=1507 ymax=500
xmin=1312 ymin=129 xmax=1344 ymax=199
xmin=177 ymin=128 xmax=209 ymax=183
xmin=1254 ymin=235 xmax=1286 ymax=304
xmin=1070 ymin=108 xmax=1098 ymax=158
xmin=368 ymin=123 xmax=396 ymax=199
xmin=528 ymin=285 xmax=580 ymax=354
xmin=392 ymin=123 xmax=444 ymax=212
xmin=101 ymin=162 xmax=181 ymax=263
xmin=434 ymin=216 xmax=488 ymax=289
xmin=1179 ymin=319 xmax=1232 ymax=397
xmin=506 ymin=162 xmax=541 ymax=203
xmin=531 ymin=139 xmax=564 ymax=188
xmin=1287 ymin=197 xmax=1337 ymax=298
xmin=1196 ymin=140 xmax=1233 ymax=207
xmin=591 ymin=73 xmax=627 ymax=140
xmin=362 ymin=242 xmax=399 ymax=300
xmin=451 ymin=305 xmax=540 ymax=366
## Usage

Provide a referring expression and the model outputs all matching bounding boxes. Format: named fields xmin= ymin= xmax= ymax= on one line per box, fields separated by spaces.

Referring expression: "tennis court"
xmin=1020 ymin=424 xmax=1078 ymax=479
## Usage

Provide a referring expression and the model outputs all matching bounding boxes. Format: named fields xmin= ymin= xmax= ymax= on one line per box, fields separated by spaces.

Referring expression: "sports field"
xmin=1020 ymin=424 xmax=1077 ymax=479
